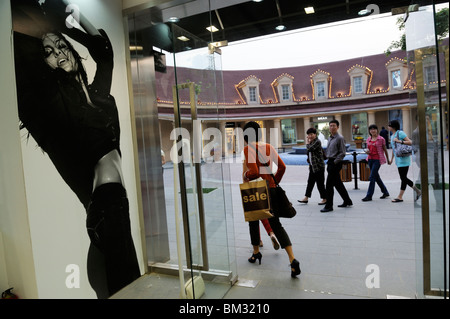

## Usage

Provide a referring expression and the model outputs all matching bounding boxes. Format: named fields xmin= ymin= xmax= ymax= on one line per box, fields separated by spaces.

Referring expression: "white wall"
xmin=0 ymin=0 xmax=39 ymax=299
xmin=1 ymin=0 xmax=144 ymax=298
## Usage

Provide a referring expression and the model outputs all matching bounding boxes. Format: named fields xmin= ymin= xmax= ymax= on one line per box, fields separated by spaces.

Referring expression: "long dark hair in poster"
xmin=11 ymin=0 xmax=140 ymax=298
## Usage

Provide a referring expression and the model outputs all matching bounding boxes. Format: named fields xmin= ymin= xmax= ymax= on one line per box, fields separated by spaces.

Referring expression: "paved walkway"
xmin=115 ymin=148 xmax=447 ymax=299
xmin=223 ymin=148 xmax=420 ymax=299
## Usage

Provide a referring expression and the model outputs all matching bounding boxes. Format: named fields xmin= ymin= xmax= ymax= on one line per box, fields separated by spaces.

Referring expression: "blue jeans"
xmin=366 ymin=159 xmax=389 ymax=198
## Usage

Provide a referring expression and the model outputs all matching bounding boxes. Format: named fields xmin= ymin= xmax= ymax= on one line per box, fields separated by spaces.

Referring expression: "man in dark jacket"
xmin=380 ymin=126 xmax=389 ymax=149
xmin=320 ymin=120 xmax=353 ymax=212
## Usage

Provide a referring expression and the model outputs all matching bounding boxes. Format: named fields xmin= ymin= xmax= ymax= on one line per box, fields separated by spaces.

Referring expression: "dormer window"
xmin=249 ymin=86 xmax=257 ymax=102
xmin=424 ymin=66 xmax=437 ymax=84
xmin=391 ymin=70 xmax=402 ymax=88
xmin=272 ymin=73 xmax=294 ymax=103
xmin=347 ymin=65 xmax=372 ymax=96
xmin=353 ymin=76 xmax=363 ymax=93
xmin=385 ymin=57 xmax=408 ymax=91
xmin=316 ymin=81 xmax=326 ymax=97
xmin=281 ymin=85 xmax=290 ymax=101
xmin=311 ymin=70 xmax=331 ymax=100
xmin=236 ymin=75 xmax=261 ymax=105
xmin=422 ymin=55 xmax=438 ymax=86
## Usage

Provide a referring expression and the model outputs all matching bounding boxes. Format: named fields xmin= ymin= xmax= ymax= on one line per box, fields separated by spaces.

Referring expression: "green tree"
xmin=385 ymin=7 xmax=449 ymax=56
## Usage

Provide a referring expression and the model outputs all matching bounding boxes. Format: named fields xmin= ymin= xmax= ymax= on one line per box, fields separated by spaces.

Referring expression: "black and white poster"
xmin=10 ymin=0 xmax=141 ymax=298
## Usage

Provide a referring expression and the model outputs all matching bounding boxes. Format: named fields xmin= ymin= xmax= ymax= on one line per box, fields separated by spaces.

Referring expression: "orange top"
xmin=243 ymin=142 xmax=286 ymax=188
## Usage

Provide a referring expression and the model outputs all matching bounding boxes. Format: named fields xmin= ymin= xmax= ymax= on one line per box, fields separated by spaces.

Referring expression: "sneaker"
xmin=270 ymin=235 xmax=280 ymax=250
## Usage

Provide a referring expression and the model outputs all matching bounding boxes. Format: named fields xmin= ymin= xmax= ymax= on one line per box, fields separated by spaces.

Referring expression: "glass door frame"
xmin=124 ymin=1 xmax=237 ymax=299
xmin=405 ymin=2 xmax=449 ymax=298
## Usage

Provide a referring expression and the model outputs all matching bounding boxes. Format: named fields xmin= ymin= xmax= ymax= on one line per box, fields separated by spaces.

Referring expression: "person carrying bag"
xmin=242 ymin=121 xmax=301 ymax=277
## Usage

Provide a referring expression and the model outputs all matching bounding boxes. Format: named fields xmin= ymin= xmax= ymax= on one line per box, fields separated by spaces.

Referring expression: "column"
xmin=273 ymin=118 xmax=282 ymax=149
xmin=335 ymin=114 xmax=342 ymax=126
xmin=401 ymin=107 xmax=411 ymax=136
xmin=303 ymin=117 xmax=311 ymax=141
xmin=367 ymin=111 xmax=375 ymax=126
xmin=220 ymin=121 xmax=226 ymax=158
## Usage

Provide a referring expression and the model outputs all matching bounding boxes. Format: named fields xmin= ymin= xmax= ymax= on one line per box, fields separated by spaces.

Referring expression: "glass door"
xmin=127 ymin=6 xmax=236 ymax=299
xmin=405 ymin=2 xmax=449 ymax=298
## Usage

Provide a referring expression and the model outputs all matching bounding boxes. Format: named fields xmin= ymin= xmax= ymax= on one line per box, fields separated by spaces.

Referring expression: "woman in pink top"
xmin=362 ymin=124 xmax=390 ymax=201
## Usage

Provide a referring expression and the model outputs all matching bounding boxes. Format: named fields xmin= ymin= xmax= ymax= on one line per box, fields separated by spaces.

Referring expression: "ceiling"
xmin=156 ymin=0 xmax=448 ymax=43
xmin=128 ymin=0 xmax=448 ymax=52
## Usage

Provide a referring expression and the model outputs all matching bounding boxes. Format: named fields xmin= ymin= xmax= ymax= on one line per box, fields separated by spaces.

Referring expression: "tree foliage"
xmin=385 ymin=7 xmax=449 ymax=56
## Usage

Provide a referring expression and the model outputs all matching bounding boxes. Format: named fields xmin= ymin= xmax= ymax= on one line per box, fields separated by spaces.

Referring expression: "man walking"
xmin=320 ymin=120 xmax=353 ymax=213
xmin=380 ymin=126 xmax=389 ymax=149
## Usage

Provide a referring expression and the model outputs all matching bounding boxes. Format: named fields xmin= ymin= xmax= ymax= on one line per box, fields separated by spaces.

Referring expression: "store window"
xmin=389 ymin=109 xmax=403 ymax=129
xmin=281 ymin=119 xmax=297 ymax=144
xmin=351 ymin=113 xmax=368 ymax=141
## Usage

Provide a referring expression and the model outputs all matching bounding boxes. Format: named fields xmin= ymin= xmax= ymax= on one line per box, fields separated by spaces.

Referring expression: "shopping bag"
xmin=239 ymin=178 xmax=273 ymax=222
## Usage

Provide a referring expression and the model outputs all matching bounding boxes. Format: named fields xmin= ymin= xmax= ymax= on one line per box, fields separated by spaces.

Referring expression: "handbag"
xmin=268 ymin=174 xmax=297 ymax=218
xmin=394 ymin=131 xmax=413 ymax=157
xmin=239 ymin=178 xmax=274 ymax=222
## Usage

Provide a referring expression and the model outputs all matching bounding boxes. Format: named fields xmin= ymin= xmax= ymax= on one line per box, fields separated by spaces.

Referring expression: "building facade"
xmin=155 ymin=47 xmax=447 ymax=158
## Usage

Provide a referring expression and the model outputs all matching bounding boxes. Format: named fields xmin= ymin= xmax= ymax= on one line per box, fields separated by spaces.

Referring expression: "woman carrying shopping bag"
xmin=242 ymin=121 xmax=300 ymax=278
xmin=387 ymin=120 xmax=421 ymax=202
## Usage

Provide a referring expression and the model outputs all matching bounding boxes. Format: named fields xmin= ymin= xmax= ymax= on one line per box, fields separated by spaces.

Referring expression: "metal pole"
xmin=352 ymin=151 xmax=358 ymax=189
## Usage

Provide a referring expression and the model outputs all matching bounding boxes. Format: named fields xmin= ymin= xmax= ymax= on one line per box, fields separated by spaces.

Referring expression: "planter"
xmin=354 ymin=139 xmax=363 ymax=149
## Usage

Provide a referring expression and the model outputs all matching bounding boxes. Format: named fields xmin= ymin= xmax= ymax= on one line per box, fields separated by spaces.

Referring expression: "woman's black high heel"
xmin=248 ymin=252 xmax=262 ymax=264
xmin=290 ymin=259 xmax=301 ymax=277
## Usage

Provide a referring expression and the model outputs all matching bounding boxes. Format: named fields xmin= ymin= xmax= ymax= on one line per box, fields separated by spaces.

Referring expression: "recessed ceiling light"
xmin=304 ymin=6 xmax=315 ymax=14
xmin=275 ymin=24 xmax=286 ymax=31
xmin=168 ymin=16 xmax=180 ymax=23
xmin=358 ymin=9 xmax=370 ymax=16
xmin=206 ymin=25 xmax=219 ymax=32
xmin=177 ymin=36 xmax=190 ymax=41
xmin=252 ymin=0 xmax=263 ymax=2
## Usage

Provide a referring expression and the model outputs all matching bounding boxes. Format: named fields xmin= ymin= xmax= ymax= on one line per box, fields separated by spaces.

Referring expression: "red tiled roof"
xmin=154 ymin=39 xmax=448 ymax=120
xmin=156 ymin=50 xmax=408 ymax=106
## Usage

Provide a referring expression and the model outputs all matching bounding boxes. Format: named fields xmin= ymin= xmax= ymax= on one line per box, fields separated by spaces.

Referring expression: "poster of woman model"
xmin=10 ymin=0 xmax=140 ymax=298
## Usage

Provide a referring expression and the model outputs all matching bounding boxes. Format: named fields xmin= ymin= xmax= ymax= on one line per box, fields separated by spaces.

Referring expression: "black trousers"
xmin=249 ymin=216 xmax=292 ymax=249
xmin=305 ymin=166 xmax=326 ymax=199
xmin=86 ymin=183 xmax=140 ymax=298
xmin=324 ymin=160 xmax=352 ymax=209
xmin=398 ymin=166 xmax=414 ymax=190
